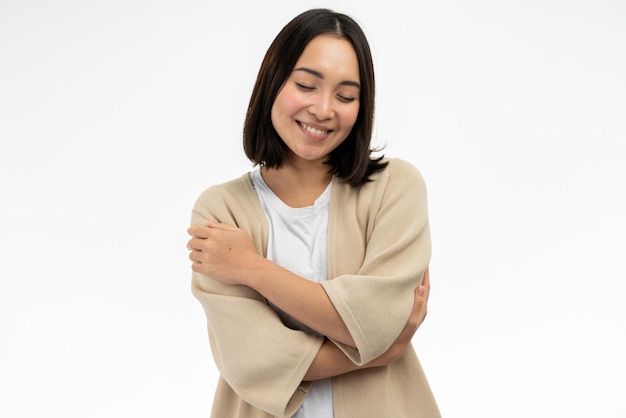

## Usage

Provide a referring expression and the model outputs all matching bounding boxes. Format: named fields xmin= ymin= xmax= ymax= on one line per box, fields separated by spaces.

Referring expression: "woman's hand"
xmin=370 ymin=268 xmax=430 ymax=366
xmin=189 ymin=222 xmax=357 ymax=346
xmin=187 ymin=221 xmax=261 ymax=286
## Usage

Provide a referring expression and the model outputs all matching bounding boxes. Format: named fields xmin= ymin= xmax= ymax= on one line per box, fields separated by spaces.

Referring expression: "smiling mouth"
xmin=298 ymin=121 xmax=332 ymax=135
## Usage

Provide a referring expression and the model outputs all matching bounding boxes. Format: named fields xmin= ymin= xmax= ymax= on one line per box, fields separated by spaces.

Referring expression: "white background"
xmin=1 ymin=0 xmax=624 ymax=417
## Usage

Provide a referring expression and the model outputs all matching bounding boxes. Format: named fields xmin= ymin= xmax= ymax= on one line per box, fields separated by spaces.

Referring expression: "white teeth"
xmin=301 ymin=122 xmax=328 ymax=135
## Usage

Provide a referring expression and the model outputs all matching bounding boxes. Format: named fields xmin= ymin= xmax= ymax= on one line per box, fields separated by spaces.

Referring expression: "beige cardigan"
xmin=191 ymin=158 xmax=440 ymax=417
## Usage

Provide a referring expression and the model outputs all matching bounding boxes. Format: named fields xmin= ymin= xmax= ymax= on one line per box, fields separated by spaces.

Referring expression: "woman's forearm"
xmin=303 ymin=274 xmax=429 ymax=381
xmin=188 ymin=223 xmax=355 ymax=347
xmin=243 ymin=256 xmax=356 ymax=347
xmin=303 ymin=340 xmax=389 ymax=381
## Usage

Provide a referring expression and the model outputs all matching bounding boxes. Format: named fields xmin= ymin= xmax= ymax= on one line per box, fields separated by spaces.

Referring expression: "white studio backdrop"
xmin=1 ymin=0 xmax=624 ymax=417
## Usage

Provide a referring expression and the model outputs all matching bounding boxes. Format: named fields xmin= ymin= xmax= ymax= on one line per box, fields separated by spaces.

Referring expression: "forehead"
xmin=294 ymin=35 xmax=360 ymax=81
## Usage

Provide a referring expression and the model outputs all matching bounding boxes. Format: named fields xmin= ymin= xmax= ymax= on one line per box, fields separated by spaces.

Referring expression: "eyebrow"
xmin=293 ymin=67 xmax=361 ymax=89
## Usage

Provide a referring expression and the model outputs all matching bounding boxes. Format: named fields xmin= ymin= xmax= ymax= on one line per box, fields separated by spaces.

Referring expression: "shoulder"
xmin=367 ymin=158 xmax=429 ymax=216
xmin=386 ymin=157 xmax=425 ymax=180
xmin=369 ymin=157 xmax=427 ymax=191
xmin=331 ymin=158 xmax=427 ymax=216
xmin=334 ymin=158 xmax=426 ymax=197
xmin=190 ymin=172 xmax=268 ymax=250
xmin=192 ymin=173 xmax=256 ymax=218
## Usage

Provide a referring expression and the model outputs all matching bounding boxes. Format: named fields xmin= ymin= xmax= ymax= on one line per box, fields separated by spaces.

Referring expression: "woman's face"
xmin=271 ymin=35 xmax=361 ymax=166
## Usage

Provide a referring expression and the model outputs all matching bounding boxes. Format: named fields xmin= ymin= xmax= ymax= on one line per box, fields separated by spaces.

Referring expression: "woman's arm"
xmin=188 ymin=159 xmax=432 ymax=360
xmin=188 ymin=221 xmax=356 ymax=346
xmin=188 ymin=217 xmax=429 ymax=381
xmin=304 ymin=274 xmax=429 ymax=380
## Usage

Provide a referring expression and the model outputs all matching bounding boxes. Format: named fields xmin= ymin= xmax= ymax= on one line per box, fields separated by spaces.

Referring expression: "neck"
xmin=261 ymin=161 xmax=332 ymax=208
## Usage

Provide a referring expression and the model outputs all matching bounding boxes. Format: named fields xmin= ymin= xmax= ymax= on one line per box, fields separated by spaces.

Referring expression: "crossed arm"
xmin=187 ymin=221 xmax=430 ymax=381
xmin=302 ymin=279 xmax=428 ymax=380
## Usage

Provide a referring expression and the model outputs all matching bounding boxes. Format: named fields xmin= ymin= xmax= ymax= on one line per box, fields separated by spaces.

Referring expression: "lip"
xmin=297 ymin=120 xmax=333 ymax=139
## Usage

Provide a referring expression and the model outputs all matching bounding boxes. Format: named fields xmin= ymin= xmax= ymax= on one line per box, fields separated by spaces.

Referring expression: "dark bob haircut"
xmin=243 ymin=8 xmax=387 ymax=186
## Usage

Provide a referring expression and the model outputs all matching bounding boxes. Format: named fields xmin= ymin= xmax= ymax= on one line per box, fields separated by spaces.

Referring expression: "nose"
xmin=308 ymin=93 xmax=335 ymax=120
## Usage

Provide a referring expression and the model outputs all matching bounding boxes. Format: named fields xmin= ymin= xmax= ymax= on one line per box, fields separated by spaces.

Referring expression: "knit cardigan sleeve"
xmin=321 ymin=158 xmax=431 ymax=365
xmin=190 ymin=174 xmax=324 ymax=417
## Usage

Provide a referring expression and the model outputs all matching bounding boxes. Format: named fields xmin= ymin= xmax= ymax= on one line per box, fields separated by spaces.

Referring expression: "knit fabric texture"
xmin=191 ymin=158 xmax=441 ymax=417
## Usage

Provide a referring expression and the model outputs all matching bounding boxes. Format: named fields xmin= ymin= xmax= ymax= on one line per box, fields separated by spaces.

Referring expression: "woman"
xmin=187 ymin=8 xmax=440 ymax=418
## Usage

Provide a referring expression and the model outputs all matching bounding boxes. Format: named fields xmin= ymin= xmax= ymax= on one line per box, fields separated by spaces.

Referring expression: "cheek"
xmin=341 ymin=106 xmax=360 ymax=130
xmin=272 ymin=88 xmax=300 ymax=118
xmin=270 ymin=95 xmax=289 ymax=131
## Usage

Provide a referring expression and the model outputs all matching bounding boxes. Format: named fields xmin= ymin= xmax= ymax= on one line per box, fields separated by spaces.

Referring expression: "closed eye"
xmin=337 ymin=94 xmax=356 ymax=103
xmin=295 ymin=83 xmax=315 ymax=91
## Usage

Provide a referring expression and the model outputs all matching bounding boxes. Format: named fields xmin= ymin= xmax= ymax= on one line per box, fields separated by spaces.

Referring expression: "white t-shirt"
xmin=250 ymin=168 xmax=334 ymax=418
